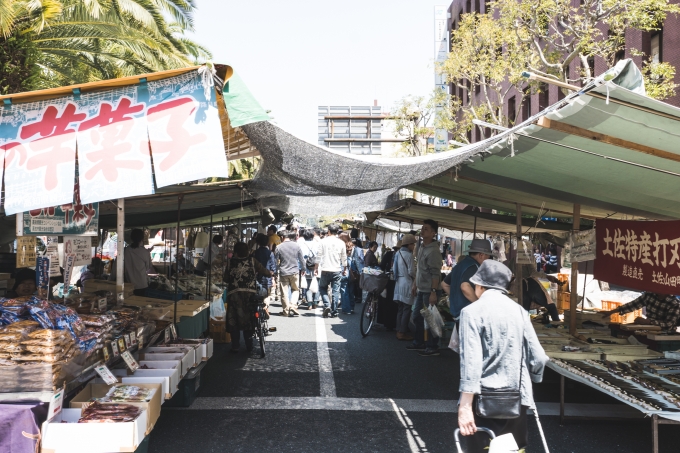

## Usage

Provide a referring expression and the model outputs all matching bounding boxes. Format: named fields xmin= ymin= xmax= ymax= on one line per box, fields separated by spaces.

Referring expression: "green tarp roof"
xmin=415 ymin=60 xmax=680 ymax=220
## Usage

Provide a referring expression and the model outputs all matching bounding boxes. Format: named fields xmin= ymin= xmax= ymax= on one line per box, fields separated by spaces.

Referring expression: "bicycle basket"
xmin=359 ymin=272 xmax=389 ymax=295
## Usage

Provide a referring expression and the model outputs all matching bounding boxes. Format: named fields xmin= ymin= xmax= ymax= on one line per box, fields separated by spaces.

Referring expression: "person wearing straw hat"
xmin=441 ymin=239 xmax=492 ymax=327
xmin=457 ymin=260 xmax=548 ymax=453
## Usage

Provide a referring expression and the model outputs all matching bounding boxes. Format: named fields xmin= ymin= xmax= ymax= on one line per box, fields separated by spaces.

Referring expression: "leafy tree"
xmin=390 ymin=89 xmax=455 ymax=156
xmin=0 ymin=0 xmax=210 ymax=92
xmin=440 ymin=0 xmax=680 ymax=136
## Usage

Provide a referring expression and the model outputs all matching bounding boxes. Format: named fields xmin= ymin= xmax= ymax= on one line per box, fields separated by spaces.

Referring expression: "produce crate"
xmin=557 ymin=291 xmax=571 ymax=311
xmin=209 ymin=319 xmax=231 ymax=344
xmin=145 ymin=288 xmax=184 ymax=301
xmin=602 ymin=300 xmax=642 ymax=324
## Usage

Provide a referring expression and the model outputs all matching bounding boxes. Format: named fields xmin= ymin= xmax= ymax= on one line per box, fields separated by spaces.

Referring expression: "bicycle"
xmin=359 ymin=271 xmax=391 ymax=337
xmin=252 ymin=294 xmax=269 ymax=358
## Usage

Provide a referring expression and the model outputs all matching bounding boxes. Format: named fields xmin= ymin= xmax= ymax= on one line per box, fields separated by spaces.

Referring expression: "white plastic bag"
xmin=299 ymin=275 xmax=308 ymax=290
xmin=421 ymin=305 xmax=444 ymax=338
xmin=448 ymin=323 xmax=460 ymax=353
xmin=210 ymin=298 xmax=226 ymax=321
xmin=488 ymin=433 xmax=520 ymax=453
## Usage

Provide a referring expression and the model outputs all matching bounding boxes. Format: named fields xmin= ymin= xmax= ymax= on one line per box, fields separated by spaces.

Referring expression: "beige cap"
xmin=401 ymin=234 xmax=417 ymax=246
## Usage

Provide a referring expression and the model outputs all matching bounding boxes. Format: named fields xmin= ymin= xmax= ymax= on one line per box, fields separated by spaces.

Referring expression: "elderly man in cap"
xmin=441 ymin=239 xmax=492 ymax=328
xmin=457 ymin=259 xmax=548 ymax=452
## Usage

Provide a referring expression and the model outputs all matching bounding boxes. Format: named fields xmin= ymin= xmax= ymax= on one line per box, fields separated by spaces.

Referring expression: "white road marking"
xmin=316 ymin=312 xmax=337 ymax=397
xmin=389 ymin=399 xmax=429 ymax=453
xmin=169 ymin=397 xmax=642 ymax=418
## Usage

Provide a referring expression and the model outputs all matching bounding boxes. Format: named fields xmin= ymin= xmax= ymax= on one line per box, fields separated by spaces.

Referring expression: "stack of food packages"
xmin=66 ymin=290 xmax=117 ymax=315
xmin=79 ymin=401 xmax=142 ymax=423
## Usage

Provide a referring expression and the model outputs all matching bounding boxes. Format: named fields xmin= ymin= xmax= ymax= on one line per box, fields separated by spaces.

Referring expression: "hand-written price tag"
xmin=47 ymin=387 xmax=65 ymax=422
xmin=102 ymin=344 xmax=110 ymax=362
xmin=124 ymin=334 xmax=131 ymax=349
xmin=117 ymin=337 xmax=126 ymax=353
xmin=111 ymin=340 xmax=120 ymax=357
xmin=121 ymin=350 xmax=139 ymax=372
xmin=164 ymin=326 xmax=172 ymax=343
xmin=95 ymin=364 xmax=118 ymax=385
xmin=97 ymin=298 xmax=107 ymax=312
xmin=130 ymin=331 xmax=137 ymax=346
xmin=170 ymin=324 xmax=177 ymax=339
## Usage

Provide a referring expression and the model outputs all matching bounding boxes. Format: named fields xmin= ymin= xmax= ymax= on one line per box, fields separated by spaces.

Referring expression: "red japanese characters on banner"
xmin=0 ymin=70 xmax=228 ymax=214
xmin=2 ymin=103 xmax=82 ymax=214
xmin=77 ymin=96 xmax=153 ymax=204
xmin=594 ymin=219 xmax=680 ymax=294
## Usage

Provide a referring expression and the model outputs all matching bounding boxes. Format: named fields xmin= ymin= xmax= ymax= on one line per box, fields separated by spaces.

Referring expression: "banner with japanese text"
xmin=146 ymin=71 xmax=228 ymax=187
xmin=1 ymin=100 xmax=79 ymax=214
xmin=594 ymin=219 xmax=680 ymax=294
xmin=0 ymin=69 xmax=228 ymax=214
xmin=23 ymin=183 xmax=98 ymax=235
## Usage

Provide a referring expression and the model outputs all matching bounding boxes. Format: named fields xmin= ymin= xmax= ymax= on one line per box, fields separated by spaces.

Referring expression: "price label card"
xmin=102 ymin=344 xmax=110 ymax=362
xmin=170 ymin=323 xmax=177 ymax=339
xmin=117 ymin=337 xmax=126 ymax=353
xmin=47 ymin=387 xmax=65 ymax=422
xmin=95 ymin=364 xmax=119 ymax=385
xmin=111 ymin=340 xmax=120 ymax=357
xmin=130 ymin=331 xmax=137 ymax=346
xmin=97 ymin=298 xmax=107 ymax=312
xmin=124 ymin=334 xmax=131 ymax=349
xmin=164 ymin=326 xmax=172 ymax=343
xmin=121 ymin=350 xmax=139 ymax=372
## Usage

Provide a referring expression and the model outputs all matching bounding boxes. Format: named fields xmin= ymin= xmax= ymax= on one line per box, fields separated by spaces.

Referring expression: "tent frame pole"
xmin=516 ymin=203 xmax=523 ymax=309
xmin=116 ymin=199 xmax=125 ymax=296
xmin=569 ymin=204 xmax=581 ymax=336
xmin=174 ymin=195 xmax=183 ymax=325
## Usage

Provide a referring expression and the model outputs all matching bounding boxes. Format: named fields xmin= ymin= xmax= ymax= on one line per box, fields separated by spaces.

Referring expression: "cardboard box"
xmin=167 ymin=339 xmax=213 ymax=361
xmin=143 ymin=346 xmax=196 ymax=370
xmin=137 ymin=360 xmax=184 ymax=378
xmin=103 ymin=368 xmax=179 ymax=400
xmin=70 ymin=383 xmax=161 ymax=435
xmin=138 ymin=351 xmax=193 ymax=378
xmin=42 ymin=408 xmax=147 ymax=453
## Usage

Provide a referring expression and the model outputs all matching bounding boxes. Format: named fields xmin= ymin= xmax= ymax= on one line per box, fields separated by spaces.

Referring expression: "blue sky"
xmin=190 ymin=0 xmax=447 ymax=142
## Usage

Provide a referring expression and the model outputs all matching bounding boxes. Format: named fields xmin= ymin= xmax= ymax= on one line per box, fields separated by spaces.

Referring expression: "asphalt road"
xmin=148 ymin=300 xmax=680 ymax=453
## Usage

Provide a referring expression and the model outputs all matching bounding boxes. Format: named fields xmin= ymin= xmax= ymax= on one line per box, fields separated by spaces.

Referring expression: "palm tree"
xmin=0 ymin=0 xmax=210 ymax=92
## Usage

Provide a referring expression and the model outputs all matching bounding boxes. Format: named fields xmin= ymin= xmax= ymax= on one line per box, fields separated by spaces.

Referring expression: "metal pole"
xmin=473 ymin=215 xmax=477 ymax=237
xmin=173 ymin=195 xmax=183 ymax=325
xmin=581 ymin=260 xmax=588 ymax=311
xmin=206 ymin=206 xmax=214 ymax=301
xmin=569 ymin=204 xmax=581 ymax=336
xmin=516 ymin=203 xmax=523 ymax=308
xmin=116 ymin=199 xmax=125 ymax=296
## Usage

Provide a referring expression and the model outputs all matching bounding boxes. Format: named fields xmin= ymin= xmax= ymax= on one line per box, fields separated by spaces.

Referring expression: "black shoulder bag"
xmin=474 ymin=333 xmax=524 ymax=419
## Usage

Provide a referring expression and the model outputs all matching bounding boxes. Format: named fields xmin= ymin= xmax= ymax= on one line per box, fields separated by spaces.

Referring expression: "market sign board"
xmin=570 ymin=229 xmax=596 ymax=263
xmin=63 ymin=236 xmax=92 ymax=266
xmin=23 ymin=183 xmax=98 ymax=235
xmin=0 ymin=70 xmax=228 ymax=215
xmin=595 ymin=219 xmax=680 ymax=293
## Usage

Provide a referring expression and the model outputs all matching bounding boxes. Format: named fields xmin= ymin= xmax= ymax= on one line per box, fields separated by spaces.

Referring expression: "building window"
xmin=466 ymin=0 xmax=471 ymax=13
xmin=614 ymin=48 xmax=625 ymax=64
xmin=521 ymin=92 xmax=531 ymax=120
xmin=587 ymin=56 xmax=595 ymax=79
xmin=508 ymin=95 xmax=516 ymax=124
xmin=538 ymin=83 xmax=549 ymax=110
xmin=474 ymin=0 xmax=480 ymax=12
xmin=651 ymin=30 xmax=662 ymax=63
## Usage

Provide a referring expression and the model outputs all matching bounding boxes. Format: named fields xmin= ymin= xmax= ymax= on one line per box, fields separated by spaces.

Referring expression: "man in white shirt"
xmin=195 ymin=235 xmax=222 ymax=275
xmin=314 ymin=224 xmax=347 ymax=318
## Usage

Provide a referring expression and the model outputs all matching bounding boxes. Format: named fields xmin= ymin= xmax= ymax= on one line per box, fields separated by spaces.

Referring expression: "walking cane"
xmin=532 ymin=407 xmax=551 ymax=453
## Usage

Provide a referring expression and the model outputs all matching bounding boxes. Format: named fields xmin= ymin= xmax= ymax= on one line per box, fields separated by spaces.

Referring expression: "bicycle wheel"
xmin=257 ymin=317 xmax=266 ymax=358
xmin=360 ymin=294 xmax=378 ymax=337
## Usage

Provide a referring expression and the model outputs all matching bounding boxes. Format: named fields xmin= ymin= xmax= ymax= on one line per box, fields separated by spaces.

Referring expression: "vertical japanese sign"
xmin=45 ymin=240 xmax=61 ymax=276
xmin=16 ymin=236 xmax=36 ymax=267
xmin=62 ymin=254 xmax=75 ymax=286
xmin=1 ymin=101 xmax=81 ymax=214
xmin=594 ymin=219 xmax=680 ymax=293
xmin=36 ymin=256 xmax=50 ymax=292
xmin=63 ymin=236 xmax=92 ymax=266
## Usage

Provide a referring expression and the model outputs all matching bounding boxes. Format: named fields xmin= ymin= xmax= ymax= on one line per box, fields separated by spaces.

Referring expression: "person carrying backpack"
xmin=300 ymin=229 xmax=320 ymax=309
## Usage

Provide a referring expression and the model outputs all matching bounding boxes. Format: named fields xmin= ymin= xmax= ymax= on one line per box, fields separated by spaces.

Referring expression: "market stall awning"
xmin=0 ymin=64 xmax=268 ymax=216
xmin=97 ymin=183 xmax=259 ymax=228
xmin=365 ymin=199 xmax=580 ymax=234
xmin=415 ymin=60 xmax=680 ymax=220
